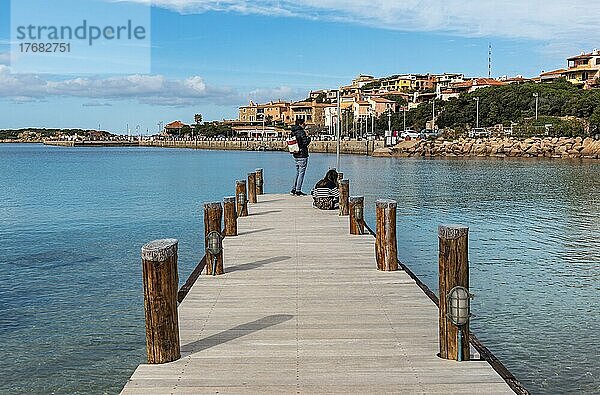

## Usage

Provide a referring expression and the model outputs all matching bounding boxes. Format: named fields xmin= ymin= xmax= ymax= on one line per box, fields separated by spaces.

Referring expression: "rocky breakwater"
xmin=373 ymin=136 xmax=600 ymax=159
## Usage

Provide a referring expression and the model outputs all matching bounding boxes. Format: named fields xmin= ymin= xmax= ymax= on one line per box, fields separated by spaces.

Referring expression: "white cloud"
xmin=82 ymin=101 xmax=113 ymax=107
xmin=0 ymin=52 xmax=10 ymax=65
xmin=247 ymin=86 xmax=305 ymax=103
xmin=118 ymin=0 xmax=600 ymax=44
xmin=0 ymin=65 xmax=307 ymax=106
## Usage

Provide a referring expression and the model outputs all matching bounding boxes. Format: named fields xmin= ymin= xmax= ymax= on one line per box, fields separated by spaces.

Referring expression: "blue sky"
xmin=0 ymin=0 xmax=597 ymax=133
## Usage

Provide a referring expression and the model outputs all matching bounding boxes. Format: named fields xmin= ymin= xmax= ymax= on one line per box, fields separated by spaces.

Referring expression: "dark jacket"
xmin=291 ymin=125 xmax=311 ymax=158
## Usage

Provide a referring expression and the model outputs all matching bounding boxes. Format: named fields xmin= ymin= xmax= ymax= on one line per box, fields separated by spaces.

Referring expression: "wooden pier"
xmin=122 ymin=193 xmax=518 ymax=394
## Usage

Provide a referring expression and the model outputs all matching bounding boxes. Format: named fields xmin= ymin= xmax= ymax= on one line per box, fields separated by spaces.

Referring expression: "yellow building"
xmin=239 ymin=102 xmax=258 ymax=122
xmin=564 ymin=50 xmax=600 ymax=86
xmin=258 ymin=100 xmax=291 ymax=124
xmin=290 ymin=101 xmax=327 ymax=128
xmin=378 ymin=74 xmax=436 ymax=93
xmin=239 ymin=100 xmax=291 ymax=124
xmin=379 ymin=76 xmax=413 ymax=92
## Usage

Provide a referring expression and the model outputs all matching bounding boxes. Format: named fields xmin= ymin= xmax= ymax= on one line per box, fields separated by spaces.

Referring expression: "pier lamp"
xmin=206 ymin=231 xmax=223 ymax=276
xmin=237 ymin=192 xmax=247 ymax=210
xmin=354 ymin=204 xmax=363 ymax=222
xmin=353 ymin=204 xmax=364 ymax=234
xmin=446 ymin=286 xmax=473 ymax=361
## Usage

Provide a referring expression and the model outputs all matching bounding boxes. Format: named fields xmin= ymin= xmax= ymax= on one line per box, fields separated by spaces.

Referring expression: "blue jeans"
xmin=293 ymin=157 xmax=308 ymax=192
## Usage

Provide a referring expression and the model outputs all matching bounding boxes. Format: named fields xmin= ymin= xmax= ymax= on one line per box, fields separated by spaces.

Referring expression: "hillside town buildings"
xmin=171 ymin=49 xmax=599 ymax=138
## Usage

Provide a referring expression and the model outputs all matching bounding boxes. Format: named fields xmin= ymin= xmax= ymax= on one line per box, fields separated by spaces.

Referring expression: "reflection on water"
xmin=0 ymin=145 xmax=598 ymax=394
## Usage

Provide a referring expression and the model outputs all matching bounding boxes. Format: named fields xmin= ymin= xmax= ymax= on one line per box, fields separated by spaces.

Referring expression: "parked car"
xmin=468 ymin=128 xmax=490 ymax=138
xmin=400 ymin=129 xmax=420 ymax=139
xmin=420 ymin=129 xmax=441 ymax=139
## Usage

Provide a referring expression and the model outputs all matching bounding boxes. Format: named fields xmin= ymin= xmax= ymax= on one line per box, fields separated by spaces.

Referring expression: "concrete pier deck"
xmin=121 ymin=194 xmax=513 ymax=394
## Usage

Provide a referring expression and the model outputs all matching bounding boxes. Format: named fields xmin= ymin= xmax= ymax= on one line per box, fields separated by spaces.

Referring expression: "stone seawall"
xmin=374 ymin=136 xmax=600 ymax=159
xmin=140 ymin=140 xmax=384 ymax=155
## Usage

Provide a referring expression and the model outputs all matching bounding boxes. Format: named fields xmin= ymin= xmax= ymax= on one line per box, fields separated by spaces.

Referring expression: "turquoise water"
xmin=0 ymin=144 xmax=598 ymax=394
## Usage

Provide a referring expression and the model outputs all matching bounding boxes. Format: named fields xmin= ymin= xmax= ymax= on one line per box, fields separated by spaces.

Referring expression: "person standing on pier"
xmin=290 ymin=118 xmax=311 ymax=196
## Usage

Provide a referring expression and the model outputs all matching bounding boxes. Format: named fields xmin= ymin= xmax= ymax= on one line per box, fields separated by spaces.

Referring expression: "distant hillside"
xmin=376 ymin=79 xmax=600 ymax=136
xmin=0 ymin=128 xmax=115 ymax=141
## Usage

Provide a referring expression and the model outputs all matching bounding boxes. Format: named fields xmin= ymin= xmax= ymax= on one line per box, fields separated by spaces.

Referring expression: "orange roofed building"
xmin=440 ymin=78 xmax=506 ymax=100
xmin=239 ymin=100 xmax=292 ymax=124
xmin=164 ymin=120 xmax=188 ymax=135
xmin=564 ymin=50 xmax=600 ymax=87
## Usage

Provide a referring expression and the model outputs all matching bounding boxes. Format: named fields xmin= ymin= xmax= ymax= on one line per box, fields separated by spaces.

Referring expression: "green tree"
xmin=181 ymin=125 xmax=192 ymax=135
xmin=383 ymin=94 xmax=407 ymax=107
xmin=590 ymin=108 xmax=600 ymax=133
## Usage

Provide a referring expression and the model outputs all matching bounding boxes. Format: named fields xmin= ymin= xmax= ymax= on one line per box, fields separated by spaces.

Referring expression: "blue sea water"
xmin=0 ymin=144 xmax=598 ymax=394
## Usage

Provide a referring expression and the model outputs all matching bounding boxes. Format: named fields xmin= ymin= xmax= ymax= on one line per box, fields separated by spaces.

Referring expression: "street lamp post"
xmin=474 ymin=97 xmax=480 ymax=128
xmin=533 ymin=93 xmax=539 ymax=120
xmin=371 ymin=108 xmax=375 ymax=136
xmin=336 ymin=90 xmax=341 ymax=171
xmin=432 ymin=100 xmax=436 ymax=130
xmin=403 ymin=106 xmax=407 ymax=132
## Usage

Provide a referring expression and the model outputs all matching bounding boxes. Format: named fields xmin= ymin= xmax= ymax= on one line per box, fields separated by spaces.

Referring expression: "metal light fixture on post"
xmin=255 ymin=169 xmax=264 ymax=195
xmin=533 ymin=93 xmax=539 ymax=120
xmin=206 ymin=231 xmax=223 ymax=276
xmin=446 ymin=286 xmax=473 ymax=361
xmin=256 ymin=176 xmax=263 ymax=194
xmin=354 ymin=204 xmax=364 ymax=235
xmin=237 ymin=192 xmax=246 ymax=213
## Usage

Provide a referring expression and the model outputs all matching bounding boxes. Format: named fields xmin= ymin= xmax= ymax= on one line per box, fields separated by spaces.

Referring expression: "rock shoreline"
xmin=374 ymin=136 xmax=600 ymax=159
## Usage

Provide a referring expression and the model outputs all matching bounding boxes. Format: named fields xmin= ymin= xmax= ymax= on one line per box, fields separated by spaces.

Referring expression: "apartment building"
xmin=290 ymin=101 xmax=327 ymax=127
xmin=440 ymin=78 xmax=505 ymax=100
xmin=238 ymin=100 xmax=291 ymax=124
xmin=564 ymin=50 xmax=600 ymax=86
xmin=309 ymin=89 xmax=338 ymax=102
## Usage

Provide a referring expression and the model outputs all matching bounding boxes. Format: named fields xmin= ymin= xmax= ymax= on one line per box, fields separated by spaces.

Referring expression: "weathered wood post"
xmin=255 ymin=168 xmax=264 ymax=195
xmin=236 ymin=180 xmax=248 ymax=217
xmin=247 ymin=172 xmax=257 ymax=204
xmin=204 ymin=202 xmax=224 ymax=275
xmin=349 ymin=196 xmax=364 ymax=235
xmin=223 ymin=196 xmax=237 ymax=236
xmin=438 ymin=224 xmax=470 ymax=361
xmin=141 ymin=239 xmax=181 ymax=364
xmin=375 ymin=199 xmax=398 ymax=271
xmin=339 ymin=179 xmax=349 ymax=216
xmin=337 ymin=172 xmax=344 ymax=186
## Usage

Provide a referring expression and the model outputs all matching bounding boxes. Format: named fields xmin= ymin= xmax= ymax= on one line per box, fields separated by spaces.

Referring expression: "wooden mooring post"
xmin=204 ymin=202 xmax=224 ymax=275
xmin=339 ymin=179 xmax=349 ymax=216
xmin=438 ymin=224 xmax=470 ymax=361
xmin=236 ymin=180 xmax=248 ymax=217
xmin=248 ymin=173 xmax=257 ymax=204
xmin=223 ymin=196 xmax=237 ymax=236
xmin=141 ymin=239 xmax=181 ymax=364
xmin=337 ymin=172 xmax=343 ymax=185
xmin=349 ymin=196 xmax=364 ymax=235
xmin=255 ymin=168 xmax=264 ymax=195
xmin=375 ymin=199 xmax=398 ymax=271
